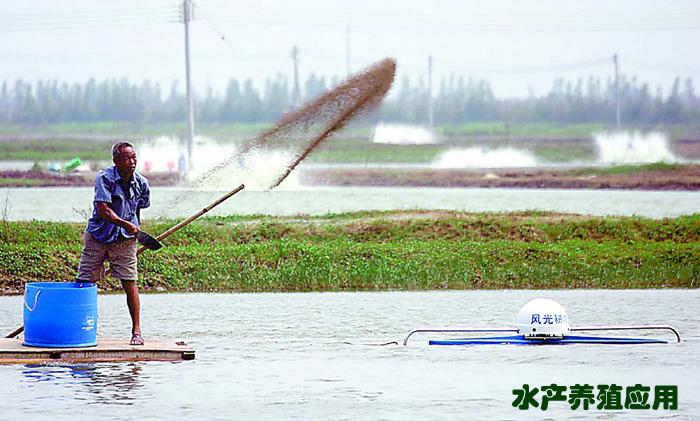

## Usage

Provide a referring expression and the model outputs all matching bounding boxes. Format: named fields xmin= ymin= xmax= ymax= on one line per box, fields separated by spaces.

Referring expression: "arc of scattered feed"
xmin=186 ymin=58 xmax=397 ymax=192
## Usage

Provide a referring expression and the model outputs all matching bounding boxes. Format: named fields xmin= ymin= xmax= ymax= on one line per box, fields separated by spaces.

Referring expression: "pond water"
xmin=0 ymin=290 xmax=698 ymax=420
xmin=2 ymin=186 xmax=699 ymax=223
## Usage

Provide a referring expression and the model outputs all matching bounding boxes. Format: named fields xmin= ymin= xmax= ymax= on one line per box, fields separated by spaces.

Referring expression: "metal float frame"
xmin=403 ymin=324 xmax=681 ymax=346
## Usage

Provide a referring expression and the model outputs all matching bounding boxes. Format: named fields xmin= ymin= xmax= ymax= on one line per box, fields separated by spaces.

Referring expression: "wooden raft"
xmin=0 ymin=338 xmax=195 ymax=364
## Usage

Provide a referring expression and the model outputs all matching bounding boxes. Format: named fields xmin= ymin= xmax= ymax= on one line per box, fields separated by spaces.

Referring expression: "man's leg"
xmin=109 ymin=238 xmax=143 ymax=345
xmin=76 ymin=231 xmax=108 ymax=282
xmin=121 ymin=279 xmax=143 ymax=345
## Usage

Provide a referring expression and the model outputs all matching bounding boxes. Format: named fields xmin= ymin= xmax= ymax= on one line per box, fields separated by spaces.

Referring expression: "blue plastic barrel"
xmin=23 ymin=282 xmax=98 ymax=348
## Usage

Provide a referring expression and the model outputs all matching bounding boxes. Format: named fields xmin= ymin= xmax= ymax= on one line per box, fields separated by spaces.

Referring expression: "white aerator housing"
xmin=516 ymin=298 xmax=570 ymax=339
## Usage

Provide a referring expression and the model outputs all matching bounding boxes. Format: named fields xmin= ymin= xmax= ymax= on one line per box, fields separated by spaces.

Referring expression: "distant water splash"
xmin=188 ymin=146 xmax=299 ymax=191
xmin=137 ymin=136 xmax=231 ymax=174
xmin=432 ymin=147 xmax=538 ymax=169
xmin=373 ymin=124 xmax=436 ymax=145
xmin=595 ymin=132 xmax=676 ymax=164
xmin=137 ymin=136 xmax=183 ymax=173
xmin=137 ymin=136 xmax=298 ymax=220
xmin=137 ymin=136 xmax=300 ymax=191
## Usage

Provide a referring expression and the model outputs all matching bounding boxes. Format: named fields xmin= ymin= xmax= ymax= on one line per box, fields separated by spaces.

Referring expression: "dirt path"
xmin=0 ymin=171 xmax=180 ymax=187
xmin=2 ymin=165 xmax=700 ymax=190
xmin=299 ymin=165 xmax=700 ymax=191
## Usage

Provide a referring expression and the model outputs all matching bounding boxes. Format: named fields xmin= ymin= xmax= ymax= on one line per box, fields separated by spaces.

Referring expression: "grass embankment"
xmin=0 ymin=211 xmax=697 ymax=294
xmin=3 ymin=121 xmax=697 ymax=139
xmin=302 ymin=163 xmax=700 ymax=190
xmin=0 ymin=137 xmax=113 ymax=162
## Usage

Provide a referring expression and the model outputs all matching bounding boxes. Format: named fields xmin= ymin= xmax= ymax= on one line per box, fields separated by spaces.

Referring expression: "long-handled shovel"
xmin=5 ymin=326 xmax=24 ymax=339
xmin=135 ymin=183 xmax=245 ymax=256
xmin=136 ymin=231 xmax=163 ymax=251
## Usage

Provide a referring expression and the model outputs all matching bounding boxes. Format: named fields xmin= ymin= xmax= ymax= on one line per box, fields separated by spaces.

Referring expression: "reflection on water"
xmin=21 ymin=364 xmax=143 ymax=406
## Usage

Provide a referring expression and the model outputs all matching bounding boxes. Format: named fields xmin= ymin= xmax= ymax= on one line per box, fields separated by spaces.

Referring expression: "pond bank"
xmin=300 ymin=164 xmax=700 ymax=190
xmin=1 ymin=211 xmax=697 ymax=294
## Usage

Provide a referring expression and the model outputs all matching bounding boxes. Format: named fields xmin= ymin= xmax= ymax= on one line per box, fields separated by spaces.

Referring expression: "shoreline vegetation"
xmin=0 ymin=211 xmax=697 ymax=295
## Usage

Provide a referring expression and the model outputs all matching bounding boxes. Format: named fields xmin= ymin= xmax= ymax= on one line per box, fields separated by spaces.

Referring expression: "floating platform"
xmin=0 ymin=338 xmax=195 ymax=364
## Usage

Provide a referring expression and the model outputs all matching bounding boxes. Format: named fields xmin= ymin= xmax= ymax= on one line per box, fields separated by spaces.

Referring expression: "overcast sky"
xmin=2 ymin=0 xmax=699 ymax=98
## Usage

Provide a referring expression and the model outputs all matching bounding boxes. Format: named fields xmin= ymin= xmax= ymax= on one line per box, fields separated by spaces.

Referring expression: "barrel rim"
xmin=22 ymin=339 xmax=99 ymax=348
xmin=25 ymin=282 xmax=96 ymax=290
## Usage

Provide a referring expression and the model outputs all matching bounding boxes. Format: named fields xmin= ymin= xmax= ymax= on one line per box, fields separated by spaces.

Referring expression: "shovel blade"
xmin=137 ymin=231 xmax=163 ymax=250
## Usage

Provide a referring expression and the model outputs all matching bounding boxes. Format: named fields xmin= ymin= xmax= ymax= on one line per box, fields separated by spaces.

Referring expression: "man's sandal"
xmin=130 ymin=333 xmax=145 ymax=346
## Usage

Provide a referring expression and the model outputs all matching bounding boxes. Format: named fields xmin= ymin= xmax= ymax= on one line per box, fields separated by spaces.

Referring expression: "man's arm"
xmin=96 ymin=202 xmax=139 ymax=235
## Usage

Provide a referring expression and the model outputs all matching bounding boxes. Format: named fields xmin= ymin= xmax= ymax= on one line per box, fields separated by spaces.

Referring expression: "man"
xmin=76 ymin=142 xmax=151 ymax=346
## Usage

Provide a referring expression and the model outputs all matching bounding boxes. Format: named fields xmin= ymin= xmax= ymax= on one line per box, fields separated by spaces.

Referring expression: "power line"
xmin=197 ymin=6 xmax=700 ymax=33
xmin=624 ymin=58 xmax=700 ymax=73
xmin=446 ymin=58 xmax=614 ymax=76
xmin=0 ymin=6 xmax=173 ymax=21
xmin=0 ymin=7 xmax=178 ymax=32
xmin=197 ymin=13 xmax=258 ymax=74
xmin=1 ymin=5 xmax=699 ymax=33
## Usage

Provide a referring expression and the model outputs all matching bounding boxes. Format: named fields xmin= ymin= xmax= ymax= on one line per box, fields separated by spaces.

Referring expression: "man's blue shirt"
xmin=86 ymin=166 xmax=150 ymax=244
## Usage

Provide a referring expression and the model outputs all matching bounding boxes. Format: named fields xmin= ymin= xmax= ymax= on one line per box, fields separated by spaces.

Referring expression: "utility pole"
xmin=291 ymin=45 xmax=301 ymax=109
xmin=613 ymin=53 xmax=620 ymax=130
xmin=428 ymin=55 xmax=434 ymax=130
xmin=182 ymin=0 xmax=195 ymax=170
xmin=346 ymin=25 xmax=351 ymax=77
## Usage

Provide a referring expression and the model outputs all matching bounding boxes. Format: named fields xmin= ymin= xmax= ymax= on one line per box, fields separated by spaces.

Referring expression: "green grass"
xmin=574 ymin=162 xmax=684 ymax=176
xmin=128 ymin=239 xmax=696 ymax=291
xmin=1 ymin=121 xmax=696 ymax=138
xmin=0 ymin=211 xmax=697 ymax=293
xmin=439 ymin=122 xmax=610 ymax=137
xmin=0 ymin=138 xmax=113 ymax=162
xmin=311 ymin=140 xmax=444 ymax=163
xmin=0 ymin=178 xmax=48 ymax=186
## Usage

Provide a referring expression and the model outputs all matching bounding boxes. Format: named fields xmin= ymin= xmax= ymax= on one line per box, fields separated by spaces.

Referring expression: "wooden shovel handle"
xmin=136 ymin=183 xmax=245 ymax=256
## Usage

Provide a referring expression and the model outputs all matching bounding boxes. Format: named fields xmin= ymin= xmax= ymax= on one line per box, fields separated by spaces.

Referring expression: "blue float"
xmin=23 ymin=282 xmax=98 ymax=348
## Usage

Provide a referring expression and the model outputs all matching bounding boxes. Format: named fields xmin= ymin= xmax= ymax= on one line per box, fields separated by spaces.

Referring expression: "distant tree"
xmin=13 ymin=80 xmax=36 ymax=123
xmin=0 ymin=72 xmax=697 ymax=126
xmin=164 ymin=81 xmax=186 ymax=122
xmin=240 ymin=78 xmax=263 ymax=122
xmin=262 ymin=73 xmax=290 ymax=119
xmin=198 ymin=85 xmax=220 ymax=123
xmin=78 ymin=79 xmax=93 ymax=122
xmin=0 ymin=82 xmax=9 ymax=123
xmin=303 ymin=73 xmax=327 ymax=102
xmin=662 ymin=77 xmax=684 ymax=124
xmin=139 ymin=80 xmax=162 ymax=123
xmin=682 ymin=77 xmax=696 ymax=104
xmin=220 ymin=79 xmax=242 ymax=122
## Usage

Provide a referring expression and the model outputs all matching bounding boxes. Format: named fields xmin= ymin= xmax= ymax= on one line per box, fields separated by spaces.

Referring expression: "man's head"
xmin=112 ymin=142 xmax=137 ymax=178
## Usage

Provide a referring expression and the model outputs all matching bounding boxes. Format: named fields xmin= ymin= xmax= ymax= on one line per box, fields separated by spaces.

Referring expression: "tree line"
xmin=0 ymin=73 xmax=697 ymax=126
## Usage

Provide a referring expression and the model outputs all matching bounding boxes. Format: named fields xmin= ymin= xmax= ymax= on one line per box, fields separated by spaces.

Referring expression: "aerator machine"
xmin=404 ymin=298 xmax=681 ymax=346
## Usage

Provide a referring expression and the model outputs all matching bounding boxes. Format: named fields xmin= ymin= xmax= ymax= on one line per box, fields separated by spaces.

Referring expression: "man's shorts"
xmin=76 ymin=231 xmax=138 ymax=281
